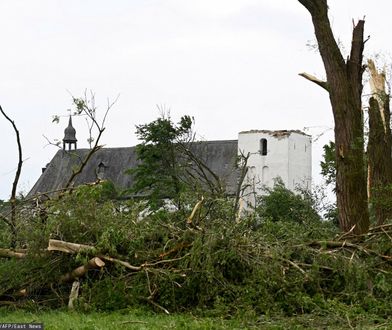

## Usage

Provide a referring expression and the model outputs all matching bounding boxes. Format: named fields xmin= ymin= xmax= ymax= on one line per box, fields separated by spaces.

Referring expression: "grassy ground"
xmin=1 ymin=310 xmax=241 ymax=330
xmin=0 ymin=310 xmax=391 ymax=330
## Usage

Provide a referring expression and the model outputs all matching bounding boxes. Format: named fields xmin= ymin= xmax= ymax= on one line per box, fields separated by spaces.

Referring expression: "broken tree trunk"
xmin=367 ymin=59 xmax=392 ymax=224
xmin=60 ymin=257 xmax=105 ymax=283
xmin=298 ymin=0 xmax=369 ymax=234
xmin=68 ymin=280 xmax=80 ymax=310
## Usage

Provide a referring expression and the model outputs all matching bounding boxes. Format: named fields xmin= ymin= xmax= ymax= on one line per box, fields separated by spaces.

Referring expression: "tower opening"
xmin=259 ymin=138 xmax=267 ymax=155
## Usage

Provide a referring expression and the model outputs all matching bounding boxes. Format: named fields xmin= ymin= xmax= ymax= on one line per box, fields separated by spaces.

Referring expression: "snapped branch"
xmin=299 ymin=73 xmax=329 ymax=92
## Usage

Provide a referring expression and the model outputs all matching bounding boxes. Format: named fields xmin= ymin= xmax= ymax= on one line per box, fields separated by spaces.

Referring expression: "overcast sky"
xmin=1 ymin=0 xmax=391 ymax=199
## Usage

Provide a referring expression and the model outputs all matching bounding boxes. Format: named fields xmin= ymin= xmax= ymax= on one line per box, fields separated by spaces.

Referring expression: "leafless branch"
xmin=43 ymin=135 xmax=62 ymax=149
xmin=0 ymin=105 xmax=23 ymax=247
xmin=177 ymin=141 xmax=224 ymax=196
xmin=63 ymin=93 xmax=118 ymax=191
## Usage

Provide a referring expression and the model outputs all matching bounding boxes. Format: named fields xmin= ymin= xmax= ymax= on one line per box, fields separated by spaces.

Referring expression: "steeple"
xmin=63 ymin=116 xmax=77 ymax=150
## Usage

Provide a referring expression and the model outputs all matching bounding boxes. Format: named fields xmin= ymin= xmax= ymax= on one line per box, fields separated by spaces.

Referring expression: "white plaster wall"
xmin=238 ymin=131 xmax=289 ymax=195
xmin=238 ymin=131 xmax=312 ymax=202
xmin=287 ymin=134 xmax=312 ymax=191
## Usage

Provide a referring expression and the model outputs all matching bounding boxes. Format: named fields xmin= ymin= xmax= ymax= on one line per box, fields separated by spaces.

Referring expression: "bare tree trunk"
xmin=298 ymin=0 xmax=369 ymax=234
xmin=0 ymin=106 xmax=23 ymax=247
xmin=367 ymin=60 xmax=392 ymax=224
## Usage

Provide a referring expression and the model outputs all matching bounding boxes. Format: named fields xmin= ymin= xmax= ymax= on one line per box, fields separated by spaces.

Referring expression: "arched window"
xmin=96 ymin=161 xmax=107 ymax=180
xmin=260 ymin=138 xmax=267 ymax=155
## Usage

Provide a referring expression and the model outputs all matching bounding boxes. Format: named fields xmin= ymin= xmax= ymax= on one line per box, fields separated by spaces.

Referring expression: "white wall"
xmin=287 ymin=133 xmax=312 ymax=191
xmin=238 ymin=130 xmax=311 ymax=206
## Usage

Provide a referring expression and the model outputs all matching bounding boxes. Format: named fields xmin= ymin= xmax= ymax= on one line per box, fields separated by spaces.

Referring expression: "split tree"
xmin=298 ymin=0 xmax=369 ymax=234
xmin=367 ymin=59 xmax=392 ymax=225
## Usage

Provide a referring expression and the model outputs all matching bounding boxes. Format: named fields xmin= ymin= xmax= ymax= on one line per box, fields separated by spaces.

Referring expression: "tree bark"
xmin=367 ymin=59 xmax=392 ymax=224
xmin=298 ymin=0 xmax=369 ymax=234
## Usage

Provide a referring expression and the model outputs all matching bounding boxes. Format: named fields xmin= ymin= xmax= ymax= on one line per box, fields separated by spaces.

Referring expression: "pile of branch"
xmin=0 ymin=238 xmax=190 ymax=311
xmin=0 ymin=222 xmax=391 ymax=313
xmin=304 ymin=223 xmax=392 ymax=264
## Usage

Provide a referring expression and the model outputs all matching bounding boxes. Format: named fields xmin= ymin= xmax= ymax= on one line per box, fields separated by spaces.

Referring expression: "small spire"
xmin=63 ymin=116 xmax=77 ymax=150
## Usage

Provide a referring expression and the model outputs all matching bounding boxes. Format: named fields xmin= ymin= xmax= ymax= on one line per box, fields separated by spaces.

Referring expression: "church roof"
xmin=28 ymin=140 xmax=239 ymax=197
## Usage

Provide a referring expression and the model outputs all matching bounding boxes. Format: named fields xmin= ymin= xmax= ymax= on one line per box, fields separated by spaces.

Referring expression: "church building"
xmin=28 ymin=118 xmax=312 ymax=202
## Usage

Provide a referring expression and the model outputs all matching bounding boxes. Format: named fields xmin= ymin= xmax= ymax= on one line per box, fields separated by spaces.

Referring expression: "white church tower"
xmin=238 ymin=130 xmax=312 ymax=206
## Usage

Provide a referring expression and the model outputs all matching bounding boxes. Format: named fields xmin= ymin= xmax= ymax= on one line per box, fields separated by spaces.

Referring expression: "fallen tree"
xmin=0 ymin=215 xmax=390 ymax=318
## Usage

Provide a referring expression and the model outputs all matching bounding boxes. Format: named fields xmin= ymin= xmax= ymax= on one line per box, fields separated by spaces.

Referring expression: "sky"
xmin=1 ymin=0 xmax=391 ymax=200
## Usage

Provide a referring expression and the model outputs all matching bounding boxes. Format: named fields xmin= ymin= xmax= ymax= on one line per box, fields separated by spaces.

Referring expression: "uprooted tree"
xmin=298 ymin=0 xmax=369 ymax=234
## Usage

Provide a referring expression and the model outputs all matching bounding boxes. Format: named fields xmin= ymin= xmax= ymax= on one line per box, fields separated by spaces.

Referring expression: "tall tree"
xmin=130 ymin=114 xmax=194 ymax=209
xmin=130 ymin=113 xmax=225 ymax=210
xmin=298 ymin=0 xmax=369 ymax=234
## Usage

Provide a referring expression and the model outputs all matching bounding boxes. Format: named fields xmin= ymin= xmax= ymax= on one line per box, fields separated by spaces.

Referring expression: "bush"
xmin=256 ymin=179 xmax=321 ymax=224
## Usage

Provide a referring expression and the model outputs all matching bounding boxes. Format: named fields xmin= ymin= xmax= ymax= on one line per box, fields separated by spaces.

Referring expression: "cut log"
xmin=60 ymin=257 xmax=105 ymax=283
xmin=0 ymin=248 xmax=26 ymax=259
xmin=48 ymin=239 xmax=95 ymax=254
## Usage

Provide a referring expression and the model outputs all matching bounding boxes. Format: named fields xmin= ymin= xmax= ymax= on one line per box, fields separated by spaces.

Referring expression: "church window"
xmin=96 ymin=161 xmax=107 ymax=180
xmin=260 ymin=138 xmax=267 ymax=155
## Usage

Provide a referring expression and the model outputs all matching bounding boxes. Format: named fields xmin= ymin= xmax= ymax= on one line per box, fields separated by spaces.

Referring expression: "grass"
xmin=0 ymin=309 xmax=391 ymax=330
xmin=0 ymin=309 xmax=245 ymax=330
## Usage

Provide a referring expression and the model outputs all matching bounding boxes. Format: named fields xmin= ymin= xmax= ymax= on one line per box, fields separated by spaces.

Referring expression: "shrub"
xmin=256 ymin=179 xmax=321 ymax=224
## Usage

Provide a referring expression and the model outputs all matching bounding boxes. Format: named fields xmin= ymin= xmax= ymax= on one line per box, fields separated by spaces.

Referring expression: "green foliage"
xmin=256 ymin=179 xmax=321 ymax=224
xmin=0 ymin=183 xmax=391 ymax=326
xmin=129 ymin=114 xmax=194 ymax=209
xmin=320 ymin=141 xmax=336 ymax=188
